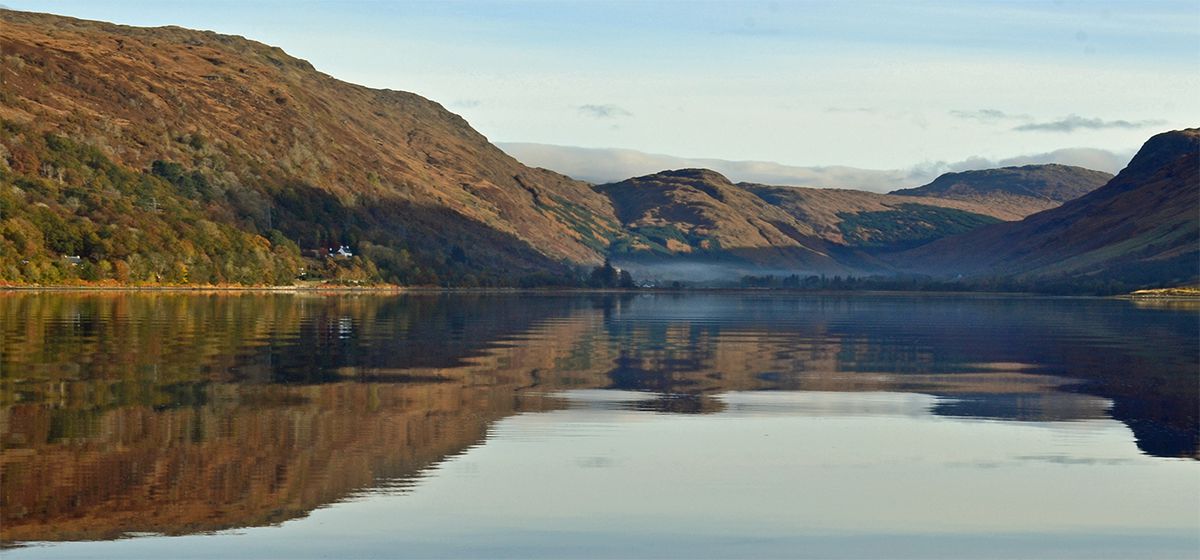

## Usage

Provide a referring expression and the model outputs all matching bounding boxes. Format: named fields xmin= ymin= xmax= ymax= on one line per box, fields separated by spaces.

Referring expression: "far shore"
xmin=0 ymin=283 xmax=408 ymax=293
xmin=1123 ymin=287 xmax=1200 ymax=299
xmin=4 ymin=283 xmax=1197 ymax=299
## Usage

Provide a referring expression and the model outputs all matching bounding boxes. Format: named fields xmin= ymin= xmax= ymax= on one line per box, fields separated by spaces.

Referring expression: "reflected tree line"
xmin=1 ymin=292 xmax=1196 ymax=544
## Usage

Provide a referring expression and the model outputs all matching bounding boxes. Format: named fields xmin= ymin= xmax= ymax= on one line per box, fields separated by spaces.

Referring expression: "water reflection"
xmin=1 ymin=292 xmax=1196 ymax=552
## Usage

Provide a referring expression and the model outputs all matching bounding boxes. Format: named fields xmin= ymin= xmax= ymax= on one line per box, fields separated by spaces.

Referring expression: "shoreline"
xmin=1121 ymin=287 xmax=1200 ymax=299
xmin=0 ymin=284 xmax=1176 ymax=299
xmin=0 ymin=284 xmax=409 ymax=293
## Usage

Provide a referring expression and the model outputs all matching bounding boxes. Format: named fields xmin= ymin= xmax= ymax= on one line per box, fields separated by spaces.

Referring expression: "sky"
xmin=6 ymin=0 xmax=1199 ymax=182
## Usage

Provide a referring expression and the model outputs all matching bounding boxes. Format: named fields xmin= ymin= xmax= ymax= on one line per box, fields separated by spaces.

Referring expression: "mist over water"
xmin=614 ymin=260 xmax=778 ymax=284
xmin=2 ymin=292 xmax=1196 ymax=558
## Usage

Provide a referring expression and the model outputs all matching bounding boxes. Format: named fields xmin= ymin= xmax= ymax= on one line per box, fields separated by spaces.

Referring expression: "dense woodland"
xmin=0 ymin=123 xmax=299 ymax=285
xmin=0 ymin=122 xmax=588 ymax=287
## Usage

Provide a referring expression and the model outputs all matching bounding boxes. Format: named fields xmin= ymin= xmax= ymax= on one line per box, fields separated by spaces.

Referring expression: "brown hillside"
xmin=596 ymin=169 xmax=843 ymax=268
xmin=898 ymin=128 xmax=1200 ymax=284
xmin=891 ymin=164 xmax=1113 ymax=216
xmin=0 ymin=9 xmax=619 ymax=276
xmin=742 ymin=183 xmax=1021 ymax=243
xmin=597 ymin=168 xmax=1013 ymax=273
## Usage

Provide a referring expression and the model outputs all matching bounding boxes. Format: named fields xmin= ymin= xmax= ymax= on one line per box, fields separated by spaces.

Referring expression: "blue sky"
xmin=6 ymin=1 xmax=1198 ymax=172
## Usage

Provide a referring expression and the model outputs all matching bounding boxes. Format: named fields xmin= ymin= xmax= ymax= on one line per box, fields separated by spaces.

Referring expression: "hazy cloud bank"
xmin=1014 ymin=114 xmax=1166 ymax=132
xmin=498 ymin=143 xmax=1133 ymax=193
xmin=949 ymin=110 xmax=1166 ymax=133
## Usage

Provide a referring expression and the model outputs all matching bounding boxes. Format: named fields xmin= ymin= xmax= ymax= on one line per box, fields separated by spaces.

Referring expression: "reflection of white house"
xmin=63 ymin=255 xmax=83 ymax=266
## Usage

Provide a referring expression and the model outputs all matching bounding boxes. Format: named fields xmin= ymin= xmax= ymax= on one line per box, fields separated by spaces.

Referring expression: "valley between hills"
xmin=0 ymin=9 xmax=1196 ymax=293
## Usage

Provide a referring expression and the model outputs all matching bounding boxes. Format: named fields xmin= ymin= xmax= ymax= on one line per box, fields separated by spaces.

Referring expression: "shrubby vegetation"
xmin=587 ymin=258 xmax=635 ymax=289
xmin=0 ymin=122 xmax=632 ymax=288
xmin=0 ymin=122 xmax=302 ymax=285
xmin=608 ymin=224 xmax=721 ymax=255
xmin=836 ymin=204 xmax=1001 ymax=250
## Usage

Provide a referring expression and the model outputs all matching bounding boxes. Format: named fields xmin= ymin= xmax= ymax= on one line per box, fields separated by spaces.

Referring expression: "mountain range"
xmin=897 ymin=129 xmax=1199 ymax=287
xmin=0 ymin=9 xmax=1194 ymax=292
xmin=497 ymin=142 xmax=1132 ymax=193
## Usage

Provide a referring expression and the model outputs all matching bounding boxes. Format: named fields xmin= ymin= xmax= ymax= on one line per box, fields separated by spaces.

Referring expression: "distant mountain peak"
xmin=890 ymin=163 xmax=1113 ymax=215
xmin=1110 ymin=128 xmax=1200 ymax=187
xmin=623 ymin=168 xmax=736 ymax=190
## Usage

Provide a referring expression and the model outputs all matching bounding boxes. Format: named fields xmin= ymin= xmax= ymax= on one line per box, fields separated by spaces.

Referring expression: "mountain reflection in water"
xmin=1 ymin=292 xmax=1196 ymax=553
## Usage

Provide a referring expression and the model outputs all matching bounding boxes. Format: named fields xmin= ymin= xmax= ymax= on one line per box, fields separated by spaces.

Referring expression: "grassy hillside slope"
xmin=0 ymin=9 xmax=623 ymax=286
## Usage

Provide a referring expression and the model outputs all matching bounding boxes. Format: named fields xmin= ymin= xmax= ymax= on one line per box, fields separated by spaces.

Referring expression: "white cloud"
xmin=1014 ymin=114 xmax=1167 ymax=132
xmin=982 ymin=147 xmax=1134 ymax=173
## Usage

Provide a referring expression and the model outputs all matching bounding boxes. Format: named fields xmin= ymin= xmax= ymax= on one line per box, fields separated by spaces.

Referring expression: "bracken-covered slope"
xmin=890 ymin=164 xmax=1113 ymax=217
xmin=596 ymin=168 xmax=1013 ymax=274
xmin=0 ymin=9 xmax=621 ymax=286
xmin=741 ymin=183 xmax=1010 ymax=249
xmin=897 ymin=129 xmax=1200 ymax=285
xmin=596 ymin=169 xmax=844 ymax=269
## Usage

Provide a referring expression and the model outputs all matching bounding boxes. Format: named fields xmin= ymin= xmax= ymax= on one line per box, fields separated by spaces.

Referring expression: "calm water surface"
xmin=1 ymin=293 xmax=1197 ymax=559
